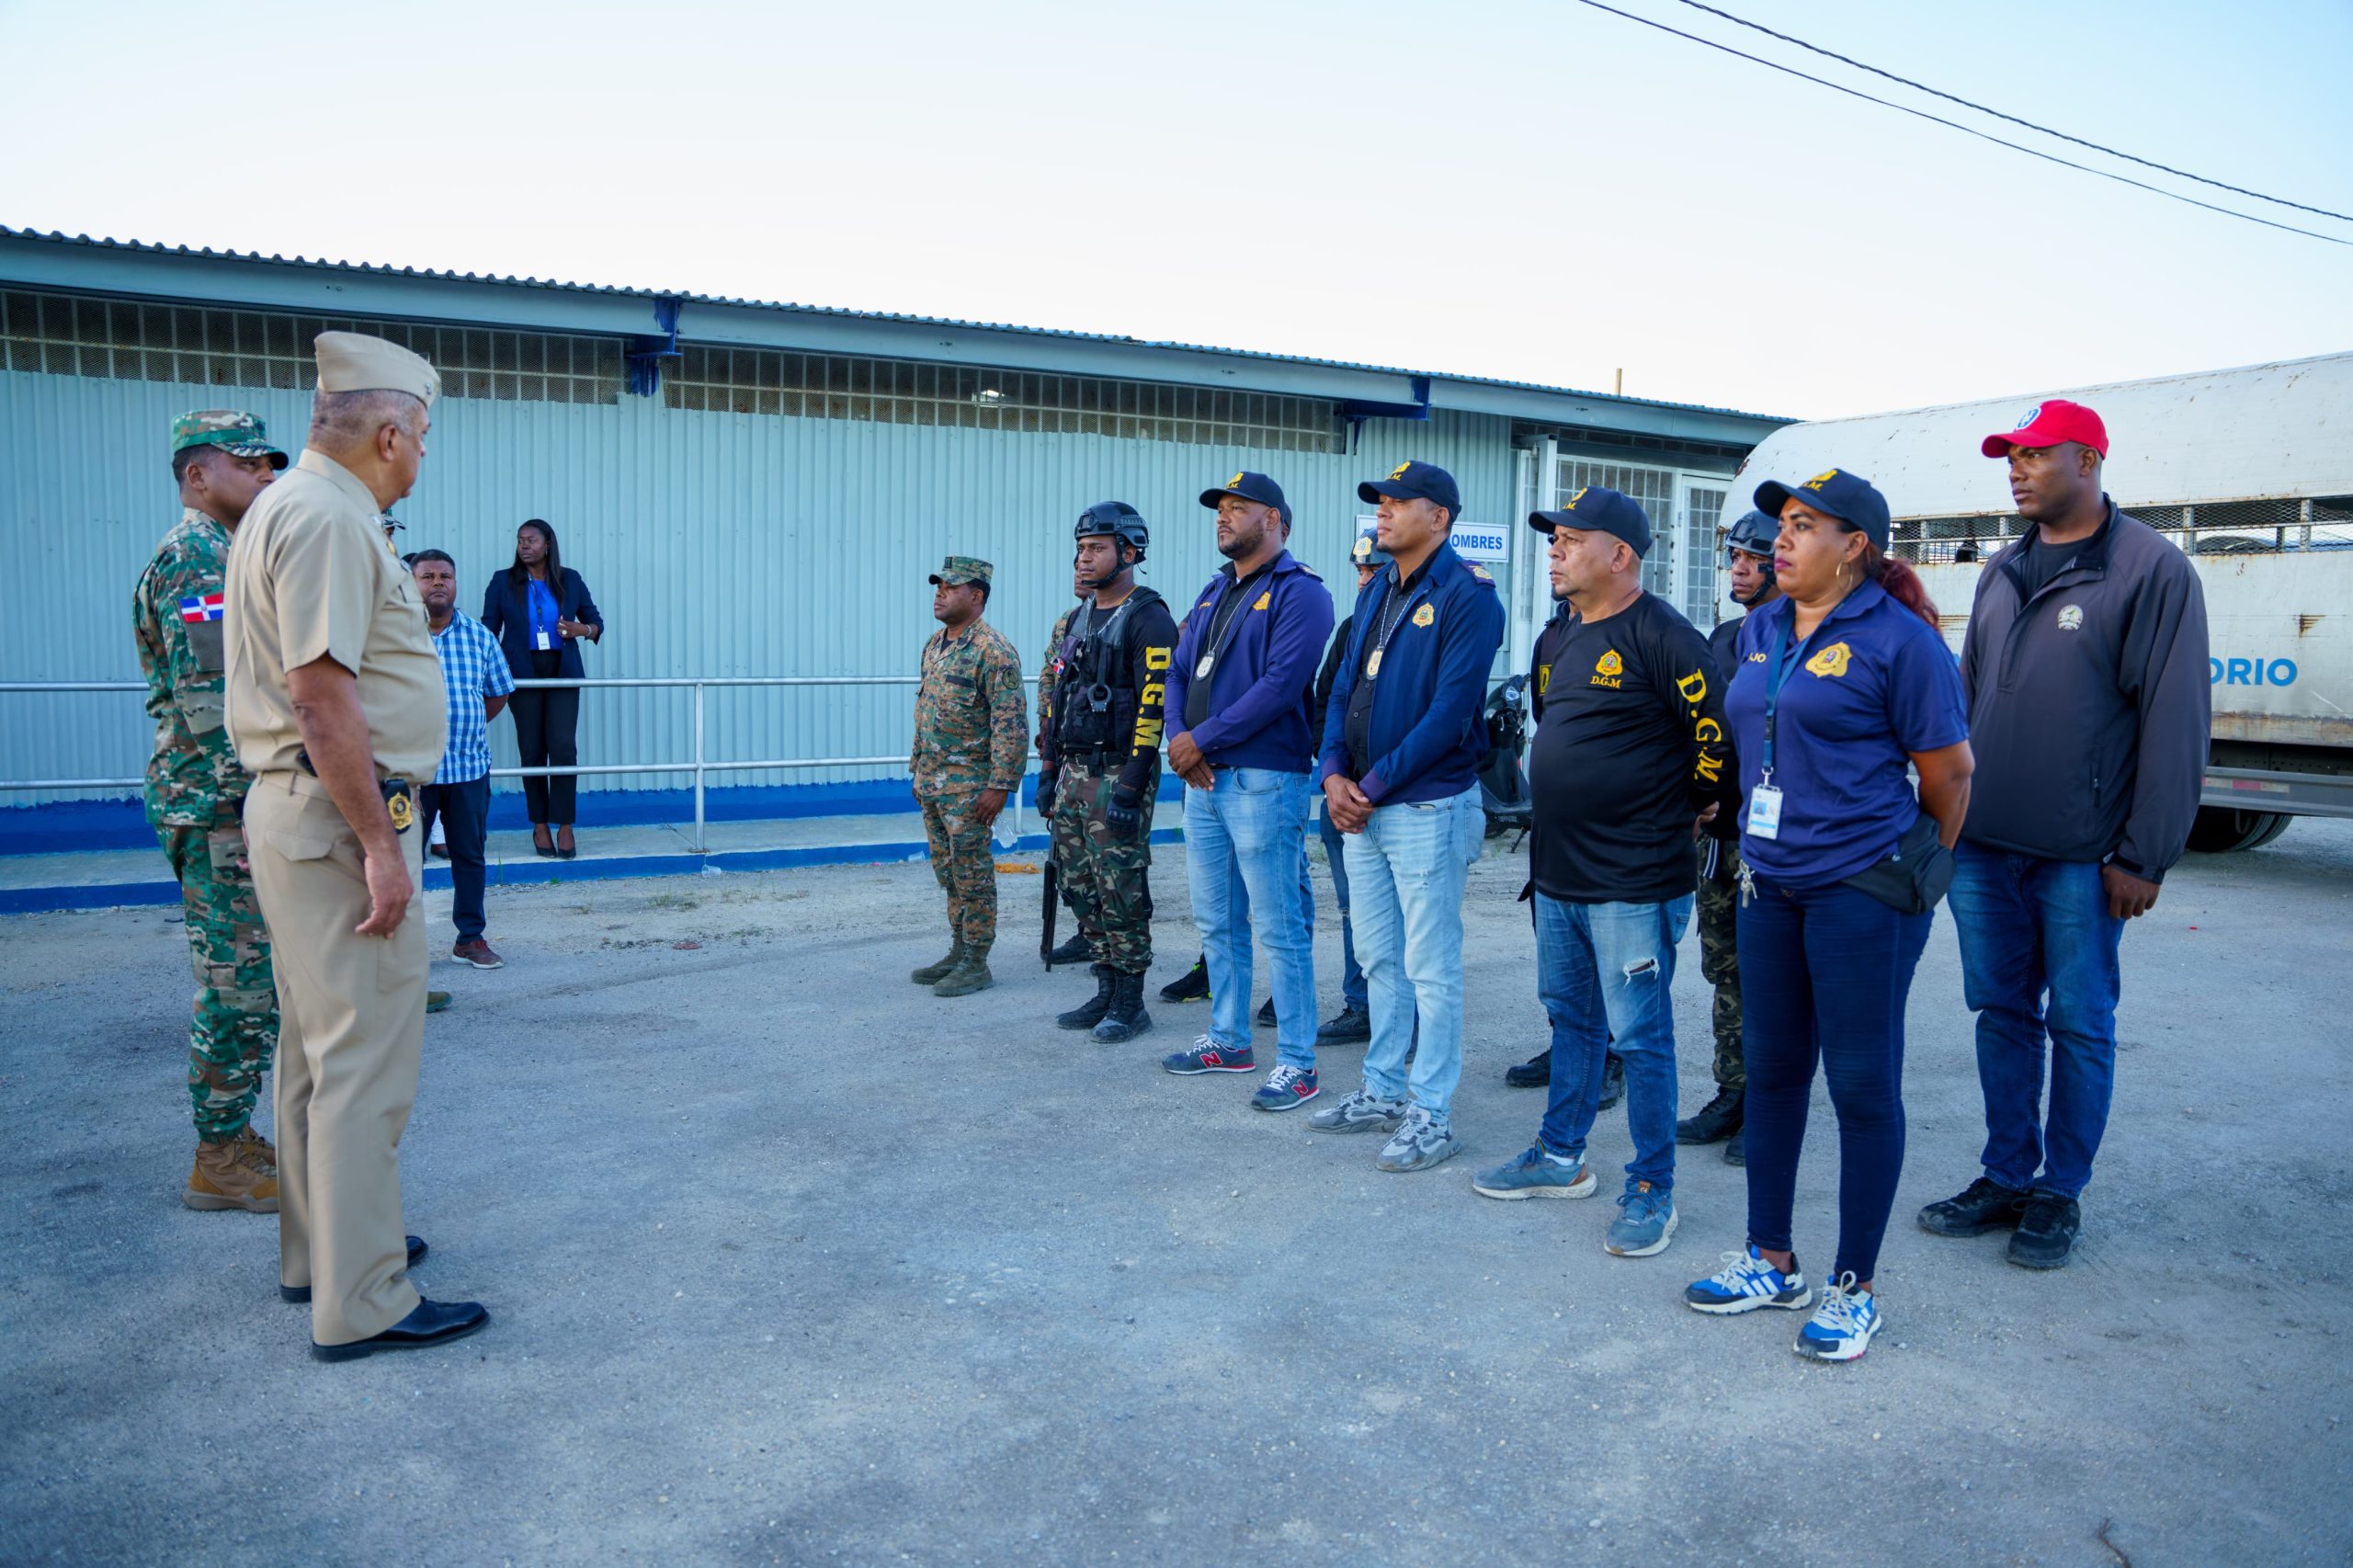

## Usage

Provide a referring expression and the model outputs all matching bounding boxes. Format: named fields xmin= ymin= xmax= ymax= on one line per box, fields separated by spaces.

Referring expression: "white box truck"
xmin=1725 ymin=352 xmax=2353 ymax=851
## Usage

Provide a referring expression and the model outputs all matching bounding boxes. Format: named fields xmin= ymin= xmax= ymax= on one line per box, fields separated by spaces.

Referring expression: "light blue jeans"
xmin=1535 ymin=893 xmax=1692 ymax=1192
xmin=1343 ymin=783 xmax=1483 ymax=1119
xmin=1185 ymin=767 xmax=1317 ymax=1069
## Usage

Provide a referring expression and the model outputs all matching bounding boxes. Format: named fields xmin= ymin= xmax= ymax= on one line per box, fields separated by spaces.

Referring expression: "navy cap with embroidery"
xmin=1754 ymin=468 xmax=1892 ymax=551
xmin=1528 ymin=484 xmax=1652 ymax=558
xmin=1357 ymin=460 xmax=1461 ymax=518
xmin=1199 ymin=470 xmax=1290 ymax=526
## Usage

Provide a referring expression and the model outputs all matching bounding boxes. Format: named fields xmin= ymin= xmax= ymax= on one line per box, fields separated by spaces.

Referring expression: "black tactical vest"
xmin=1052 ymin=586 xmax=1165 ymax=761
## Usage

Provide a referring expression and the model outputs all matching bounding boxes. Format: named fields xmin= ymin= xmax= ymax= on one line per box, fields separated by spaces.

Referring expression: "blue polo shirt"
xmin=1726 ymin=579 xmax=1967 ymax=887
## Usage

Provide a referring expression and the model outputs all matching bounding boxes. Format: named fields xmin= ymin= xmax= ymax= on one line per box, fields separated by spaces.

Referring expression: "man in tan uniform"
xmin=225 ymin=330 xmax=487 ymax=1360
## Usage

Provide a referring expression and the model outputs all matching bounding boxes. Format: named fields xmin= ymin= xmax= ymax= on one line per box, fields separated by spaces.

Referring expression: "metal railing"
xmin=0 ymin=675 xmax=1031 ymax=855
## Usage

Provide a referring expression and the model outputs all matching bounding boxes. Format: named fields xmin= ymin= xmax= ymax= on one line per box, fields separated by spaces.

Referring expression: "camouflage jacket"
xmin=1035 ymin=604 xmax=1081 ymax=754
xmin=133 ymin=507 xmax=248 ymax=825
xmin=913 ymin=619 xmax=1029 ymax=798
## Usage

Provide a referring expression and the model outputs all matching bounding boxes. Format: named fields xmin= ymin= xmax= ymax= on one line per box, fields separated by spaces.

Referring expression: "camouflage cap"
xmin=928 ymin=555 xmax=994 ymax=586
xmin=171 ymin=409 xmax=289 ymax=469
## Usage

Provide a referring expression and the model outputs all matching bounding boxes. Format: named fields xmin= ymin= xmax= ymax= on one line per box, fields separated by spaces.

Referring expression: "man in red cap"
xmin=1918 ymin=399 xmax=2209 ymax=1271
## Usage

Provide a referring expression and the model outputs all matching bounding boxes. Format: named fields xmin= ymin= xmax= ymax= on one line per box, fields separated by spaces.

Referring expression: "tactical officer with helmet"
xmin=1677 ymin=509 xmax=1783 ymax=1164
xmin=1040 ymin=503 xmax=1180 ymax=1042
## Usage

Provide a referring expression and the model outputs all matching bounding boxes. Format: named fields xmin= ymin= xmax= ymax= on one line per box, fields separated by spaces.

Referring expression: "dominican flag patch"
xmin=178 ymin=594 xmax=224 ymax=623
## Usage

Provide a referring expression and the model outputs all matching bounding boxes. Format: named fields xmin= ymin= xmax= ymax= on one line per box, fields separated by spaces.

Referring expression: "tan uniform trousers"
xmin=245 ymin=771 xmax=427 ymax=1346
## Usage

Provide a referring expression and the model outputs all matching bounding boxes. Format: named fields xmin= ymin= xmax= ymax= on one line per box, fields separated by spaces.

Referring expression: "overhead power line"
xmin=1668 ymin=0 xmax=2353 ymax=224
xmin=1567 ymin=0 xmax=2353 ymax=247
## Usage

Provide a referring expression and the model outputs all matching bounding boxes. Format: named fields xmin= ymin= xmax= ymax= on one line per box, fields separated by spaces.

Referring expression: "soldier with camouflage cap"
xmin=910 ymin=556 xmax=1029 ymax=997
xmin=134 ymin=410 xmax=289 ymax=1212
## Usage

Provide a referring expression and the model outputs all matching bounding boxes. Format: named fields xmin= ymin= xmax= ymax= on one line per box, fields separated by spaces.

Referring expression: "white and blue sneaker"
xmin=1472 ymin=1143 xmax=1597 ymax=1200
xmin=1794 ymin=1273 xmax=1881 ymax=1362
xmin=1684 ymin=1244 xmax=1813 ymax=1314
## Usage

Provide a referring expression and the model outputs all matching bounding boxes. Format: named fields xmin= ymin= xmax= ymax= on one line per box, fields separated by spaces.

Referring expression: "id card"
xmin=536 ymin=630 xmax=555 ymax=651
xmin=1746 ymin=783 xmax=1784 ymax=840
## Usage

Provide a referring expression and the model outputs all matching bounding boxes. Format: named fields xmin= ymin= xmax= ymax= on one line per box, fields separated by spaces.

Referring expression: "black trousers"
xmin=508 ymin=681 xmax=580 ymax=825
xmin=417 ymin=774 xmax=490 ymax=942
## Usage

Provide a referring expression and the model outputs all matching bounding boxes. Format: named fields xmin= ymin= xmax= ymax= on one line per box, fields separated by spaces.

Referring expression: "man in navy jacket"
xmin=1306 ymin=461 xmax=1506 ymax=1172
xmin=1159 ymin=472 xmax=1336 ymax=1110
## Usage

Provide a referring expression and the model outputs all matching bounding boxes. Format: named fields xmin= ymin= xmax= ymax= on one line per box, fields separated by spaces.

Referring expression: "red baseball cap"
xmin=1983 ymin=398 xmax=2109 ymax=459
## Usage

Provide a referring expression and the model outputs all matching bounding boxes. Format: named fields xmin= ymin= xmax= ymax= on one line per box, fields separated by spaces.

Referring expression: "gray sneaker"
xmin=1376 ymin=1106 xmax=1461 ymax=1173
xmin=1306 ymin=1089 xmax=1408 ymax=1135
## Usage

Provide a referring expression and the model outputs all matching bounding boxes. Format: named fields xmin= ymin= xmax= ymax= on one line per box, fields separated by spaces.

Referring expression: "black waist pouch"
xmin=1842 ymin=812 xmax=1954 ymax=915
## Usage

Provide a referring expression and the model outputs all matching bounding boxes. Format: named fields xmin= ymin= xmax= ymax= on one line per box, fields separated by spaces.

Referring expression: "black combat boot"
xmin=1159 ymin=957 xmax=1211 ymax=1004
xmin=1505 ymin=1047 xmax=1550 ymax=1088
xmin=1597 ymin=1051 xmax=1626 ymax=1112
xmin=1091 ymin=970 xmax=1154 ymax=1043
xmin=1047 ymin=932 xmax=1091 ymax=967
xmin=1057 ymin=965 xmax=1117 ymax=1031
xmin=1677 ymin=1086 xmax=1744 ymax=1145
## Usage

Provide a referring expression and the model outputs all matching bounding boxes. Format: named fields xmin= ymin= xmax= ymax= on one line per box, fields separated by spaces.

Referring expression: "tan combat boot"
xmin=184 ymin=1136 xmax=280 ymax=1212
xmin=233 ymin=1125 xmax=278 ymax=1172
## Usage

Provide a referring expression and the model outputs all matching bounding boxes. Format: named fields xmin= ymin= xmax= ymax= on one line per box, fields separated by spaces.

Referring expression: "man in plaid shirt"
xmin=410 ymin=550 xmax=516 ymax=969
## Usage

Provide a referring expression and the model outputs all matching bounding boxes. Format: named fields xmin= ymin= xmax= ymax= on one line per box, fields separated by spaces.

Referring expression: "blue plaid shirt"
xmin=429 ymin=611 xmax=516 ymax=785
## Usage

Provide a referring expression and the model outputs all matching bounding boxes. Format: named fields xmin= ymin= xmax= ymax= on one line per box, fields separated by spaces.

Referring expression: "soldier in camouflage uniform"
xmin=133 ymin=410 xmax=289 ymax=1212
xmin=1040 ymin=504 xmax=1180 ymax=1043
xmin=1040 ymin=562 xmax=1092 ymax=966
xmin=910 ymin=556 xmax=1029 ymax=997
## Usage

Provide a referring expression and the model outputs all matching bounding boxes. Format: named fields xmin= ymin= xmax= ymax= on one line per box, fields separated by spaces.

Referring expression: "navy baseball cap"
xmin=1754 ymin=468 xmax=1892 ymax=551
xmin=1199 ymin=470 xmax=1290 ymax=526
xmin=1528 ymin=485 xmax=1652 ymax=558
xmin=1357 ymin=460 xmax=1461 ymax=518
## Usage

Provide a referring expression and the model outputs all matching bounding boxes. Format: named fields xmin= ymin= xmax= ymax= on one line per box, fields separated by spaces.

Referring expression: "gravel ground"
xmin=2 ymin=820 xmax=2348 ymax=1566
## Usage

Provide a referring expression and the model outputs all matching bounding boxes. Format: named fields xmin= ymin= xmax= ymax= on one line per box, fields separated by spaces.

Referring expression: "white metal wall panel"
xmin=0 ymin=371 xmax=1519 ymax=803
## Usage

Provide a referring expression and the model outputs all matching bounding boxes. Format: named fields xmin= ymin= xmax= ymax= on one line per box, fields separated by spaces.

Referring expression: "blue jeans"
xmin=1317 ymin=810 xmax=1367 ymax=1011
xmin=1185 ymin=768 xmax=1317 ymax=1069
xmin=1949 ymin=843 xmax=2125 ymax=1199
xmin=1740 ymin=875 xmax=1933 ymax=1284
xmin=1533 ymin=893 xmax=1690 ymax=1191
xmin=1343 ymin=784 xmax=1483 ymax=1119
xmin=417 ymin=773 xmax=490 ymax=942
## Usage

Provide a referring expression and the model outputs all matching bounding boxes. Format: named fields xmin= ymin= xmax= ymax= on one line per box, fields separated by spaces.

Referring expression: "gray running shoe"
xmin=1376 ymin=1106 xmax=1461 ymax=1173
xmin=1306 ymin=1089 xmax=1407 ymax=1135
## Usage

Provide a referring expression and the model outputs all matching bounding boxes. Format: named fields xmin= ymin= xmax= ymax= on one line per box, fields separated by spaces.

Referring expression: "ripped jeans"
xmin=1532 ymin=892 xmax=1692 ymax=1194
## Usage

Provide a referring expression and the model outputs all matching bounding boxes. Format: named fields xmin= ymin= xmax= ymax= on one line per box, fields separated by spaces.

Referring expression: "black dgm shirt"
xmin=1529 ymin=591 xmax=1732 ymax=904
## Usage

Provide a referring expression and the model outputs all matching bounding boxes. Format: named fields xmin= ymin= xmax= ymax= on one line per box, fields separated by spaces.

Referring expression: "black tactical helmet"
xmin=1722 ymin=508 xmax=1778 ymax=559
xmin=1074 ymin=501 xmax=1149 ymax=562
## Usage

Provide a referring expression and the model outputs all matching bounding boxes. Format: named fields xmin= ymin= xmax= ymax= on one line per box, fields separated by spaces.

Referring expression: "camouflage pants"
xmin=1051 ymin=759 xmax=1157 ymax=974
xmin=157 ymin=810 xmax=278 ymax=1141
xmin=920 ymin=791 xmax=998 ymax=955
xmin=1696 ymin=838 xmax=1744 ymax=1091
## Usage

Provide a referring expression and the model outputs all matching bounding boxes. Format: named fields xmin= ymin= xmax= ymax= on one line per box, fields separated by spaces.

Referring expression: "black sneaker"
xmin=1677 ymin=1086 xmax=1743 ymax=1145
xmin=1597 ymin=1051 xmax=1625 ymax=1112
xmin=1256 ymin=997 xmax=1276 ymax=1027
xmin=1159 ymin=959 xmax=1210 ymax=1004
xmin=1505 ymin=1048 xmax=1550 ymax=1088
xmin=2006 ymin=1193 xmax=2082 ymax=1269
xmin=1315 ymin=1006 xmax=1371 ymax=1044
xmin=1917 ymin=1176 xmax=2031 ymax=1237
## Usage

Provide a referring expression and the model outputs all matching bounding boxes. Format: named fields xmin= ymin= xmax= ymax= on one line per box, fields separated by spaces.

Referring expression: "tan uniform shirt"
xmin=223 ymin=449 xmax=447 ymax=780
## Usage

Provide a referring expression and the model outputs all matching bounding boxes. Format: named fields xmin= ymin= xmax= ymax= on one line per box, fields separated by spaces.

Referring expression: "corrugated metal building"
xmin=0 ymin=225 xmax=1790 ymax=832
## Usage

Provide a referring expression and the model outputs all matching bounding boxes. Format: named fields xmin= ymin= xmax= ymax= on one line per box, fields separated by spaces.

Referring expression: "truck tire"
xmin=2186 ymin=806 xmax=2292 ymax=853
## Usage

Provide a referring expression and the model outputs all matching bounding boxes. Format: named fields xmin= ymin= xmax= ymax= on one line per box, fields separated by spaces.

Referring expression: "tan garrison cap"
xmin=314 ymin=331 xmax=440 ymax=408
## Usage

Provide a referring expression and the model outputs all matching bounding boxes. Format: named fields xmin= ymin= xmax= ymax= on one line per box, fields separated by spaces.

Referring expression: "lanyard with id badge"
xmin=529 ymin=579 xmax=561 ymax=653
xmin=1740 ymin=616 xmax=1794 ymax=904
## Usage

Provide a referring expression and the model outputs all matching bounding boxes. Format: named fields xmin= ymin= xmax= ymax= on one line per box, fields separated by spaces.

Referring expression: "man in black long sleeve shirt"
xmin=1039 ymin=504 xmax=1179 ymax=1041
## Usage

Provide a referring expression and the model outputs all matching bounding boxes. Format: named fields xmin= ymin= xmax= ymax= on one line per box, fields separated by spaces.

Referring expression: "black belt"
xmin=294 ymin=748 xmax=416 ymax=831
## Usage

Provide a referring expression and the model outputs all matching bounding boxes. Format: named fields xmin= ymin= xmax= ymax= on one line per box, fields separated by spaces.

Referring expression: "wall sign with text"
xmin=1356 ymin=516 xmax=1511 ymax=563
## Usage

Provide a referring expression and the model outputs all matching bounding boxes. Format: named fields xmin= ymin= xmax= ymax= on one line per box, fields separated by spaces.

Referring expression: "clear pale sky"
xmin=2 ymin=0 xmax=2347 ymax=419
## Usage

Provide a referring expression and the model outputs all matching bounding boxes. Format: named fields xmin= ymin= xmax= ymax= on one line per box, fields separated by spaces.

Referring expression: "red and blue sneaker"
xmin=1162 ymin=1035 xmax=1256 ymax=1074
xmin=1249 ymin=1064 xmax=1320 ymax=1111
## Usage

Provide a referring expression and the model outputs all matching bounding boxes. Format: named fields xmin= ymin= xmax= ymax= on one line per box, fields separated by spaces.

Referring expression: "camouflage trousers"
xmin=920 ymin=791 xmax=999 ymax=956
xmin=1051 ymin=759 xmax=1157 ymax=975
xmin=157 ymin=809 xmax=278 ymax=1141
xmin=1696 ymin=837 xmax=1744 ymax=1091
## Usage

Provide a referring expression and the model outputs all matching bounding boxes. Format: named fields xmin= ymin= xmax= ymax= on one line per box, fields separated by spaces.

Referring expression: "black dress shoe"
xmin=1722 ymin=1126 xmax=1745 ymax=1166
xmin=532 ymin=828 xmax=556 ymax=858
xmin=1315 ymin=1006 xmax=1371 ymax=1045
xmin=312 ymin=1296 xmax=488 ymax=1361
xmin=1918 ymin=1176 xmax=2032 ymax=1237
xmin=1597 ymin=1051 xmax=1626 ymax=1112
xmin=283 ymin=1235 xmax=426 ymax=1303
xmin=1677 ymin=1086 xmax=1744 ymax=1145
xmin=1505 ymin=1047 xmax=1550 ymax=1088
xmin=2006 ymin=1193 xmax=2082 ymax=1269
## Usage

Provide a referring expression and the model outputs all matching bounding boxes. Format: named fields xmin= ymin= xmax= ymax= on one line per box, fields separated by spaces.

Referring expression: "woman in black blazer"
xmin=481 ymin=518 xmax=603 ymax=858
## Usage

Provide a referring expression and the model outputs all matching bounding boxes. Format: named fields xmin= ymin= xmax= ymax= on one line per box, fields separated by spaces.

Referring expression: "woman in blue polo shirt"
xmin=1681 ymin=469 xmax=1972 ymax=1362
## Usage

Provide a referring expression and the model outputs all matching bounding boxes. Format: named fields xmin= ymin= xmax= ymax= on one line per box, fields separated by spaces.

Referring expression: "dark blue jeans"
xmin=1317 ymin=810 xmax=1368 ymax=1011
xmin=1949 ymin=843 xmax=2125 ymax=1199
xmin=418 ymin=773 xmax=491 ymax=943
xmin=1739 ymin=875 xmax=1933 ymax=1283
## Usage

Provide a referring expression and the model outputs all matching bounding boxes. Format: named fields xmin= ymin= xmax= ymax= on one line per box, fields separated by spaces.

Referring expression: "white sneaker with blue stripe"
xmin=1684 ymin=1244 xmax=1813 ymax=1314
xmin=1794 ymin=1273 xmax=1881 ymax=1362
